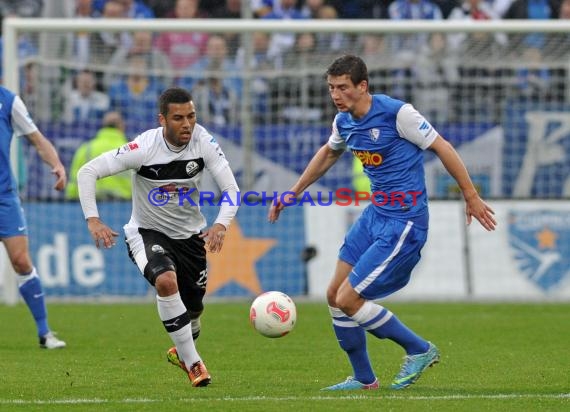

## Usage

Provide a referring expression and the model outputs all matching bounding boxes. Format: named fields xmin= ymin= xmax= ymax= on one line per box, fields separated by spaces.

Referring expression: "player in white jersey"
xmin=0 ymin=85 xmax=67 ymax=349
xmin=77 ymin=87 xmax=240 ymax=387
xmin=269 ymin=55 xmax=496 ymax=390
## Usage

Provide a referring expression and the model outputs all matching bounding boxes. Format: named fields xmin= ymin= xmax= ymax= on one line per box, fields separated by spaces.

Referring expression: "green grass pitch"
xmin=0 ymin=301 xmax=568 ymax=412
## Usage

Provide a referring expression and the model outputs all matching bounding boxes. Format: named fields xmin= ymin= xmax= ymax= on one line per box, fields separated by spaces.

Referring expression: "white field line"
xmin=0 ymin=393 xmax=568 ymax=405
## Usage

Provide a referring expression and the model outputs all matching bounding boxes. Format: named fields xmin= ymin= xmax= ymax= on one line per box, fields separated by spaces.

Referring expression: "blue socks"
xmin=351 ymin=301 xmax=429 ymax=355
xmin=18 ymin=268 xmax=49 ymax=338
xmin=329 ymin=306 xmax=376 ymax=385
xmin=329 ymin=301 xmax=430 ymax=385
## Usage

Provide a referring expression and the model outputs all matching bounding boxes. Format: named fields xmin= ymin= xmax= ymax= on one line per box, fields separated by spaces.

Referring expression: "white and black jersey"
xmin=77 ymin=124 xmax=239 ymax=239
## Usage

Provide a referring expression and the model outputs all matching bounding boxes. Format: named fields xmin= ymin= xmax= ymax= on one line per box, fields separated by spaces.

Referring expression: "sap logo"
xmin=36 ymin=233 xmax=104 ymax=288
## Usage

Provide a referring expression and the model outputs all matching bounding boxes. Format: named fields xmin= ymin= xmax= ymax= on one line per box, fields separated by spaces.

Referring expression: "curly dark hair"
xmin=159 ymin=87 xmax=193 ymax=116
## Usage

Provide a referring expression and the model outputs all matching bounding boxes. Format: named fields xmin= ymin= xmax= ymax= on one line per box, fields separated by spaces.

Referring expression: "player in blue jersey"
xmin=268 ymin=55 xmax=496 ymax=390
xmin=0 ymin=85 xmax=67 ymax=349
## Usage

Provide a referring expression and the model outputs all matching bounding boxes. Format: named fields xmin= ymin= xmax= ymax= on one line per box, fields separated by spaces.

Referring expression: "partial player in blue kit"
xmin=269 ymin=55 xmax=496 ymax=390
xmin=0 ymin=85 xmax=67 ymax=349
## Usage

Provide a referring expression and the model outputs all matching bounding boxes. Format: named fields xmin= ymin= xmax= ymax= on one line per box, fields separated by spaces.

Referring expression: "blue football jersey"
xmin=329 ymin=94 xmax=438 ymax=217
xmin=0 ymin=86 xmax=38 ymax=197
xmin=0 ymin=87 xmax=17 ymax=197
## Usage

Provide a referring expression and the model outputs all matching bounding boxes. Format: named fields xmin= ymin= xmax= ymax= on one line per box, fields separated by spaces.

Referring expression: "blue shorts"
xmin=0 ymin=195 xmax=28 ymax=238
xmin=339 ymin=204 xmax=428 ymax=300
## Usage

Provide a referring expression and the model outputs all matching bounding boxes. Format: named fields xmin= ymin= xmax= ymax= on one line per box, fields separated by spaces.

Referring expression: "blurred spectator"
xmin=92 ymin=0 xmax=155 ymax=18
xmin=20 ymin=62 xmax=40 ymax=116
xmin=117 ymin=0 xmax=155 ymax=18
xmin=279 ymin=33 xmax=328 ymax=122
xmin=211 ymin=0 xmax=241 ymax=17
xmin=490 ymin=0 xmax=515 ymax=16
xmin=210 ymin=0 xmax=243 ymax=52
xmin=108 ymin=54 xmax=166 ymax=131
xmin=503 ymin=0 xmax=560 ymax=19
xmin=513 ymin=47 xmax=552 ymax=101
xmin=178 ymin=35 xmax=241 ymax=97
xmin=357 ymin=33 xmax=389 ymax=68
xmin=560 ymin=0 xmax=570 ymax=17
xmin=315 ymin=5 xmax=352 ymax=55
xmin=144 ymin=0 xmax=176 ymax=17
xmin=191 ymin=76 xmax=239 ymax=127
xmin=67 ymin=0 xmax=96 ymax=68
xmin=387 ymin=0 xmax=443 ymax=101
xmin=328 ymin=0 xmax=387 ymax=18
xmin=503 ymin=0 xmax=561 ymax=49
xmin=432 ymin=0 xmax=461 ymax=17
xmin=262 ymin=0 xmax=307 ymax=68
xmin=235 ymin=31 xmax=275 ymax=71
xmin=235 ymin=31 xmax=275 ymax=121
xmin=89 ymin=0 xmax=127 ymax=66
xmin=447 ymin=0 xmax=507 ymax=56
xmin=91 ymin=0 xmax=154 ymax=61
xmin=412 ymin=33 xmax=459 ymax=125
xmin=104 ymin=31 xmax=173 ymax=88
xmin=355 ymin=33 xmax=392 ymax=116
xmin=301 ymin=0 xmax=325 ymax=18
xmin=63 ymin=69 xmax=110 ymax=124
xmin=547 ymin=0 xmax=570 ymax=58
xmin=448 ymin=0 xmax=507 ymax=122
xmin=199 ymin=0 xmax=225 ymax=14
xmin=154 ymin=0 xmax=209 ymax=70
xmin=0 ymin=0 xmax=43 ymax=17
xmin=0 ymin=17 xmax=38 ymax=84
xmin=66 ymin=111 xmax=132 ymax=200
xmin=388 ymin=0 xmax=443 ymax=42
xmin=251 ymin=0 xmax=276 ymax=17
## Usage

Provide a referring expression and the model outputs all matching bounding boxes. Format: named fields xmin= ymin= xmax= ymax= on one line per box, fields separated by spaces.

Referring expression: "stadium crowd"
xmin=0 ymin=0 xmax=567 ymax=131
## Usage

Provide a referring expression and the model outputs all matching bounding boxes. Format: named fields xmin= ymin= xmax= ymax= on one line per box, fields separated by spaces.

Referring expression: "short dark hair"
xmin=325 ymin=55 xmax=368 ymax=86
xmin=159 ymin=87 xmax=192 ymax=116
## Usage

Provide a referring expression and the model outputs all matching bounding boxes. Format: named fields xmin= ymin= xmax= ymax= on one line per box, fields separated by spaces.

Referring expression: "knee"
xmin=325 ymin=286 xmax=338 ymax=307
xmin=335 ymin=297 xmax=352 ymax=315
xmin=10 ymin=251 xmax=32 ymax=274
xmin=155 ymin=271 xmax=178 ymax=296
xmin=335 ymin=286 xmax=360 ymax=316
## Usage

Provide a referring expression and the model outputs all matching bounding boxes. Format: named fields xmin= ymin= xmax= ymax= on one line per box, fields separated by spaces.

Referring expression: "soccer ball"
xmin=249 ymin=291 xmax=296 ymax=338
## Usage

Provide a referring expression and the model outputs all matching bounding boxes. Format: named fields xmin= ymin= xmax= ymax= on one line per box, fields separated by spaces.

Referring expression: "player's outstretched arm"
xmin=268 ymin=144 xmax=343 ymax=223
xmin=428 ymin=135 xmax=496 ymax=231
xmin=26 ymin=130 xmax=67 ymax=191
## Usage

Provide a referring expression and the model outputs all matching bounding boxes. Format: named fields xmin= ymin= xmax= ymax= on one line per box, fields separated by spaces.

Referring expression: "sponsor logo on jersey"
xmin=352 ymin=150 xmax=383 ymax=167
xmin=116 ymin=141 xmax=139 ymax=156
xmin=369 ymin=128 xmax=380 ymax=142
xmin=186 ymin=161 xmax=200 ymax=177
xmin=151 ymin=183 xmax=191 ymax=206
xmin=151 ymin=244 xmax=165 ymax=254
xmin=159 ymin=183 xmax=177 ymax=193
xmin=508 ymin=210 xmax=570 ymax=292
xmin=418 ymin=121 xmax=431 ymax=134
